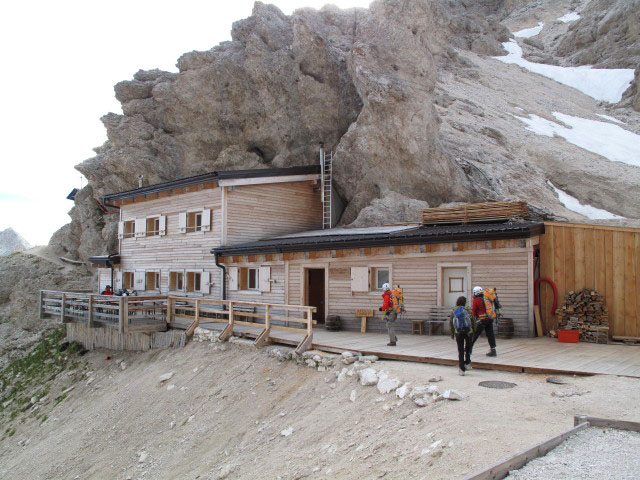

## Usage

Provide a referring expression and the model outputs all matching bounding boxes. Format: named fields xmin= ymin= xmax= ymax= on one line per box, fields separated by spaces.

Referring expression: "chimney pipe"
xmin=138 ymin=175 xmax=144 ymax=188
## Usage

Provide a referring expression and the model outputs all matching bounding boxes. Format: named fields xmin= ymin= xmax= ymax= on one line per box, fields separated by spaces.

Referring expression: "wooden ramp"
xmin=199 ymin=324 xmax=640 ymax=378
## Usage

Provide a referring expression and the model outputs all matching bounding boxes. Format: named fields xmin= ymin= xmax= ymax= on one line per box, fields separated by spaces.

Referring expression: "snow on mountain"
xmin=547 ymin=182 xmax=622 ymax=220
xmin=494 ymin=40 xmax=635 ymax=103
xmin=556 ymin=12 xmax=580 ymax=23
xmin=513 ymin=22 xmax=544 ymax=38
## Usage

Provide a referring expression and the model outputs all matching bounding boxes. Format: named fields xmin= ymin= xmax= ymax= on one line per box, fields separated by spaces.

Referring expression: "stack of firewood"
xmin=556 ymin=289 xmax=609 ymax=343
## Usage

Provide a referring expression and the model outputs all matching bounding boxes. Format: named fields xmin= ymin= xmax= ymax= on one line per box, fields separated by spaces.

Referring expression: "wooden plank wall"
xmin=539 ymin=222 xmax=640 ymax=337
xmin=224 ymin=240 xmax=533 ymax=336
xmin=225 ymin=181 xmax=322 ymax=244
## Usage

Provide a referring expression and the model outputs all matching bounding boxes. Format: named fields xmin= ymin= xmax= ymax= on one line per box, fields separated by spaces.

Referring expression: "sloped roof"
xmin=212 ymin=221 xmax=545 ymax=256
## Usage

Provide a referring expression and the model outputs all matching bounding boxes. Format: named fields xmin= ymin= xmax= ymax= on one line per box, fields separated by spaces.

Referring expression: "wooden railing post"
xmin=118 ymin=297 xmax=125 ymax=333
xmin=265 ymin=304 xmax=271 ymax=329
xmin=219 ymin=300 xmax=235 ymax=342
xmin=167 ymin=296 xmax=173 ymax=324
xmin=307 ymin=307 xmax=313 ymax=335
xmin=123 ymin=297 xmax=129 ymax=334
xmin=39 ymin=290 xmax=44 ymax=320
xmin=60 ymin=293 xmax=66 ymax=323
xmin=88 ymin=295 xmax=94 ymax=327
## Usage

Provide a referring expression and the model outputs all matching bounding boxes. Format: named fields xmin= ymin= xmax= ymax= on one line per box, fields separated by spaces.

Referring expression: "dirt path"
xmin=0 ymin=340 xmax=638 ymax=480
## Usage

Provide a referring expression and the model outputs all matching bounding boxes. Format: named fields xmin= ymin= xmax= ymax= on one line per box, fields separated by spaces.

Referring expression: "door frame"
xmin=437 ymin=262 xmax=471 ymax=307
xmin=300 ymin=263 xmax=329 ymax=325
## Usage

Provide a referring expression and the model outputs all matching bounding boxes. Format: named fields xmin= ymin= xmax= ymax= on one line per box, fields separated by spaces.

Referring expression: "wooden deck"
xmin=196 ymin=323 xmax=640 ymax=378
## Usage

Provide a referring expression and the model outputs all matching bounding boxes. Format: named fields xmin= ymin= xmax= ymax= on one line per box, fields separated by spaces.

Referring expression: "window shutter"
xmin=178 ymin=212 xmax=187 ymax=233
xmin=159 ymin=215 xmax=167 ymax=236
xmin=228 ymin=267 xmax=238 ymax=291
xmin=114 ymin=270 xmax=122 ymax=289
xmin=135 ymin=218 xmax=146 ymax=238
xmin=117 ymin=221 xmax=124 ymax=239
xmin=350 ymin=267 xmax=370 ymax=292
xmin=200 ymin=271 xmax=210 ymax=294
xmin=134 ymin=270 xmax=146 ymax=290
xmin=201 ymin=209 xmax=211 ymax=232
xmin=259 ymin=266 xmax=271 ymax=292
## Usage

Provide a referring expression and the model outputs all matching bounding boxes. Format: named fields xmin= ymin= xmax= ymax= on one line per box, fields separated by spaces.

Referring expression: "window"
xmin=239 ymin=267 xmax=258 ymax=290
xmin=169 ymin=271 xmax=184 ymax=291
xmin=123 ymin=272 xmax=134 ymax=289
xmin=374 ymin=268 xmax=390 ymax=290
xmin=146 ymin=217 xmax=160 ymax=236
xmin=123 ymin=221 xmax=135 ymax=239
xmin=146 ymin=271 xmax=160 ymax=291
xmin=187 ymin=211 xmax=202 ymax=232
xmin=186 ymin=271 xmax=202 ymax=293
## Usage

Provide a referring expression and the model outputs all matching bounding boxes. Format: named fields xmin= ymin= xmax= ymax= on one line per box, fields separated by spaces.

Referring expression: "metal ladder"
xmin=320 ymin=149 xmax=333 ymax=229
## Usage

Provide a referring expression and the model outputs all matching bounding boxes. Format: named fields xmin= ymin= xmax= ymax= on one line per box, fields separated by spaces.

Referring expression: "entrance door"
xmin=306 ymin=268 xmax=326 ymax=324
xmin=441 ymin=267 xmax=468 ymax=307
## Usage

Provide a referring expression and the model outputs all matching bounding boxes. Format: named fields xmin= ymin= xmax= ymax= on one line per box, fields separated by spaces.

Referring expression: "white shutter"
xmin=201 ymin=209 xmax=211 ymax=232
xmin=350 ymin=267 xmax=370 ymax=293
xmin=135 ymin=218 xmax=146 ymax=238
xmin=134 ymin=270 xmax=146 ymax=290
xmin=117 ymin=221 xmax=124 ymax=239
xmin=259 ymin=266 xmax=271 ymax=292
xmin=114 ymin=270 xmax=122 ymax=289
xmin=178 ymin=212 xmax=187 ymax=233
xmin=228 ymin=267 xmax=238 ymax=291
xmin=200 ymin=271 xmax=211 ymax=294
xmin=159 ymin=215 xmax=167 ymax=236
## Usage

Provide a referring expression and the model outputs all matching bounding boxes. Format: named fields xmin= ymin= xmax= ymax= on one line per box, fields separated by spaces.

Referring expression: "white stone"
xmin=342 ymin=356 xmax=357 ymax=365
xmin=358 ymin=368 xmax=379 ymax=386
xmin=377 ymin=376 xmax=401 ymax=394
xmin=138 ymin=452 xmax=148 ymax=463
xmin=120 ymin=361 xmax=127 ymax=370
xmin=169 ymin=421 xmax=176 ymax=429
xmin=281 ymin=427 xmax=293 ymax=437
xmin=187 ymin=415 xmax=195 ymax=422
xmin=382 ymin=404 xmax=391 ymax=411
xmin=305 ymin=359 xmax=317 ymax=368
xmin=341 ymin=351 xmax=356 ymax=358
xmin=166 ymin=384 xmax=175 ymax=391
xmin=409 ymin=386 xmax=429 ymax=399
xmin=427 ymin=385 xmax=440 ymax=395
xmin=350 ymin=390 xmax=357 ymax=402
xmin=318 ymin=366 xmax=327 ymax=372
xmin=313 ymin=355 xmax=322 ymax=363
xmin=347 ymin=369 xmax=355 ymax=377
xmin=430 ymin=440 xmax=443 ymax=449
xmin=413 ymin=396 xmax=429 ymax=407
xmin=396 ymin=383 xmax=410 ymax=399
xmin=337 ymin=368 xmax=348 ymax=382
xmin=428 ymin=376 xmax=443 ymax=382
xmin=358 ymin=355 xmax=379 ymax=362
xmin=443 ymin=389 xmax=464 ymax=401
xmin=375 ymin=397 xmax=385 ymax=403
xmin=158 ymin=372 xmax=174 ymax=383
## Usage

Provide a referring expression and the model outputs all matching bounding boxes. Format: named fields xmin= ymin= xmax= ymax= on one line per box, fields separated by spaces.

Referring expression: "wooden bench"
xmin=426 ymin=306 xmax=451 ymax=335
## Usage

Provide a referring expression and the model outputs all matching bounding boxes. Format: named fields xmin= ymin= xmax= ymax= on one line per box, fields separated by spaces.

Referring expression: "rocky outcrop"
xmin=0 ymin=228 xmax=31 ymax=256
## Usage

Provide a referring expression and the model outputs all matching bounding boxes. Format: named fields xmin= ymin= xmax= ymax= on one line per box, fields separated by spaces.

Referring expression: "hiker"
xmin=379 ymin=283 xmax=397 ymax=346
xmin=449 ymin=296 xmax=475 ymax=375
xmin=101 ymin=285 xmax=113 ymax=295
xmin=471 ymin=286 xmax=497 ymax=357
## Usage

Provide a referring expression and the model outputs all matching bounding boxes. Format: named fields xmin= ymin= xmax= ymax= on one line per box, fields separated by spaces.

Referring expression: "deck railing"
xmin=40 ymin=290 xmax=316 ymax=353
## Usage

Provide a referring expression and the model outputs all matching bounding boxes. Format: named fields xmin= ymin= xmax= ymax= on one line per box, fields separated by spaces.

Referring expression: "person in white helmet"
xmin=379 ymin=283 xmax=397 ymax=346
xmin=471 ymin=285 xmax=497 ymax=356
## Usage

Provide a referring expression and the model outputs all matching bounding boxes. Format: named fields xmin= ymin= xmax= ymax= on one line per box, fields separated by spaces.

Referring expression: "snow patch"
xmin=557 ymin=12 xmax=580 ymax=23
xmin=547 ymin=181 xmax=622 ymax=220
xmin=494 ymin=40 xmax=635 ymax=103
xmin=596 ymin=114 xmax=624 ymax=125
xmin=513 ymin=22 xmax=544 ymax=38
xmin=514 ymin=112 xmax=640 ymax=168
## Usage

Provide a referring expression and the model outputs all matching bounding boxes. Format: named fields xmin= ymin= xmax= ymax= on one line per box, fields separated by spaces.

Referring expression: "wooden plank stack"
xmin=421 ymin=201 xmax=529 ymax=224
xmin=556 ymin=289 xmax=609 ymax=343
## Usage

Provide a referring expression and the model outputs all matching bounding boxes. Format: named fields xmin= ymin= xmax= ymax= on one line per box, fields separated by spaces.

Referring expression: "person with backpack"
xmin=449 ymin=296 xmax=476 ymax=375
xmin=471 ymin=285 xmax=497 ymax=357
xmin=379 ymin=283 xmax=397 ymax=346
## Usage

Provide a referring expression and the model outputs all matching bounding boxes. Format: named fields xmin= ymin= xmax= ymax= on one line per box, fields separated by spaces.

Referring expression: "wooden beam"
xmin=534 ymin=305 xmax=543 ymax=337
xmin=88 ymin=295 xmax=94 ymax=327
xmin=60 ymin=293 xmax=66 ymax=323
xmin=118 ymin=297 xmax=125 ymax=334
xmin=462 ymin=421 xmax=590 ymax=480
xmin=575 ymin=415 xmax=640 ymax=432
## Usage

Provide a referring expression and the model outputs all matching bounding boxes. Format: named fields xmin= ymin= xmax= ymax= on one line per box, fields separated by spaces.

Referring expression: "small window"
xmin=239 ymin=267 xmax=258 ymax=290
xmin=169 ymin=271 xmax=184 ymax=291
xmin=146 ymin=271 xmax=160 ymax=290
xmin=187 ymin=211 xmax=202 ymax=232
xmin=146 ymin=217 xmax=160 ymax=236
xmin=123 ymin=221 xmax=135 ymax=239
xmin=123 ymin=272 xmax=134 ymax=289
xmin=186 ymin=271 xmax=201 ymax=292
xmin=374 ymin=268 xmax=390 ymax=290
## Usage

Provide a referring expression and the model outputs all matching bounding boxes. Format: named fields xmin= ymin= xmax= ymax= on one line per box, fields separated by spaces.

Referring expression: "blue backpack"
xmin=453 ymin=306 xmax=471 ymax=330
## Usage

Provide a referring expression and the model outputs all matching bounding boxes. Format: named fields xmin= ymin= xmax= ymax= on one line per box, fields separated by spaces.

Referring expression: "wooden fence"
xmin=40 ymin=290 xmax=316 ymax=353
xmin=539 ymin=222 xmax=640 ymax=338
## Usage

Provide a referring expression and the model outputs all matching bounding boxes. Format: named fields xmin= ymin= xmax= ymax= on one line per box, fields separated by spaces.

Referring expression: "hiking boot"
xmin=486 ymin=348 xmax=497 ymax=357
xmin=387 ymin=342 xmax=397 ymax=346
xmin=465 ymin=363 xmax=473 ymax=371
xmin=458 ymin=368 xmax=465 ymax=376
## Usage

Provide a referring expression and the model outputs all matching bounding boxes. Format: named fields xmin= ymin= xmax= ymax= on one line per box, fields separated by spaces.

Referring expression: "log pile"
xmin=421 ymin=201 xmax=529 ymax=224
xmin=556 ymin=289 xmax=609 ymax=343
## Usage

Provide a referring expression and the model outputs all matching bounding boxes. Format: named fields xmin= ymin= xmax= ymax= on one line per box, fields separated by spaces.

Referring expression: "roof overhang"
xmin=89 ymin=254 xmax=121 ymax=267
xmin=212 ymin=222 xmax=545 ymax=257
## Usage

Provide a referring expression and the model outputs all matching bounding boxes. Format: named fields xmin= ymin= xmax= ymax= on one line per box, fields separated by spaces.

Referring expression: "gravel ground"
xmin=508 ymin=428 xmax=640 ymax=479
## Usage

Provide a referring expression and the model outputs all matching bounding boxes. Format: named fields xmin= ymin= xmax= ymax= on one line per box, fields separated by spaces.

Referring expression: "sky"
xmin=0 ymin=0 xmax=371 ymax=246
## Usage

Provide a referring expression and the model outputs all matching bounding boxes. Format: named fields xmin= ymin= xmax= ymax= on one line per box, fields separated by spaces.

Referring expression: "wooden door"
xmin=442 ymin=267 xmax=468 ymax=307
xmin=306 ymin=268 xmax=326 ymax=324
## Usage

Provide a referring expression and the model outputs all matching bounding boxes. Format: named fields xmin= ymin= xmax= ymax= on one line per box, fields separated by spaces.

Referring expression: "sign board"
xmin=355 ymin=309 xmax=374 ymax=317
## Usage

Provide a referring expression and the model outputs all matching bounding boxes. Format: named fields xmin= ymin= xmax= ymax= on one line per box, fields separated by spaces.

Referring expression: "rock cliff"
xmin=51 ymin=0 xmax=640 ymax=262
xmin=0 ymin=228 xmax=31 ymax=257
